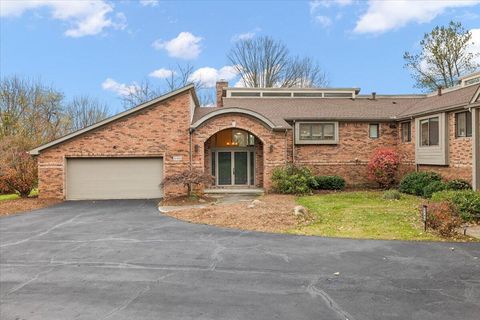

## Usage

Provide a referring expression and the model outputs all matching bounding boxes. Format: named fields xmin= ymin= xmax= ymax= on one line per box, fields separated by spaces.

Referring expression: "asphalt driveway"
xmin=1 ymin=200 xmax=479 ymax=320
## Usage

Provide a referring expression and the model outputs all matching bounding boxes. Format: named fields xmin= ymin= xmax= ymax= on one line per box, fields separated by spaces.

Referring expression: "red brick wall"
xmin=191 ymin=114 xmax=288 ymax=191
xmin=294 ymin=122 xmax=399 ymax=186
xmin=37 ymin=91 xmax=193 ymax=199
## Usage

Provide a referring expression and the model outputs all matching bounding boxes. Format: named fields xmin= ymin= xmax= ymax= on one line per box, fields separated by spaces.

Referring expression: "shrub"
xmin=425 ymin=201 xmax=462 ymax=237
xmin=161 ymin=170 xmax=214 ymax=197
xmin=0 ymin=151 xmax=37 ymax=197
xmin=423 ymin=181 xmax=448 ymax=198
xmin=272 ymin=165 xmax=315 ymax=195
xmin=431 ymin=190 xmax=480 ymax=221
xmin=312 ymin=175 xmax=346 ymax=190
xmin=446 ymin=179 xmax=471 ymax=190
xmin=367 ymin=148 xmax=400 ymax=189
xmin=383 ymin=189 xmax=402 ymax=200
xmin=399 ymin=171 xmax=442 ymax=196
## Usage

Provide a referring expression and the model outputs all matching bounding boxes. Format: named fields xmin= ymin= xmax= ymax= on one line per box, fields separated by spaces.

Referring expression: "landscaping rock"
xmin=251 ymin=199 xmax=264 ymax=206
xmin=293 ymin=205 xmax=309 ymax=217
xmin=247 ymin=204 xmax=255 ymax=209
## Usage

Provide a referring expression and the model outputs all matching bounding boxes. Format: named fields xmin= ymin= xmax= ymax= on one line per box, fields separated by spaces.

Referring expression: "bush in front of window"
xmin=423 ymin=180 xmax=448 ymax=198
xmin=271 ymin=164 xmax=315 ymax=195
xmin=398 ymin=171 xmax=442 ymax=196
xmin=367 ymin=148 xmax=400 ymax=189
xmin=431 ymin=190 xmax=480 ymax=222
xmin=311 ymin=175 xmax=346 ymax=191
xmin=446 ymin=179 xmax=471 ymax=191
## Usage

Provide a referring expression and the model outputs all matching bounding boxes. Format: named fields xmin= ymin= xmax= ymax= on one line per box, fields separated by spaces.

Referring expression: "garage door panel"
xmin=67 ymin=158 xmax=163 ymax=200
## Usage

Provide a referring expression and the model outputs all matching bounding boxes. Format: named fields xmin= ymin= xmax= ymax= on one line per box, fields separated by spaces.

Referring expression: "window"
xmin=369 ymin=124 xmax=379 ymax=139
xmin=420 ymin=117 xmax=439 ymax=146
xmin=213 ymin=129 xmax=255 ymax=147
xmin=299 ymin=123 xmax=335 ymax=141
xmin=455 ymin=111 xmax=472 ymax=138
xmin=401 ymin=122 xmax=411 ymax=142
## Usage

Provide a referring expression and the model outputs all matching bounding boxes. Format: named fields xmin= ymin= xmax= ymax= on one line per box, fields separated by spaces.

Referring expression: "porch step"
xmin=204 ymin=188 xmax=265 ymax=195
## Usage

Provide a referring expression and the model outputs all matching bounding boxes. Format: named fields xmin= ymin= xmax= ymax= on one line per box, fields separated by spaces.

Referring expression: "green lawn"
xmin=292 ymin=191 xmax=443 ymax=241
xmin=0 ymin=189 xmax=38 ymax=201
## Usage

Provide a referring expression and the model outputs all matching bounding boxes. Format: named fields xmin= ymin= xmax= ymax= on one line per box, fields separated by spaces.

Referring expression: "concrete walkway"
xmin=1 ymin=200 xmax=479 ymax=320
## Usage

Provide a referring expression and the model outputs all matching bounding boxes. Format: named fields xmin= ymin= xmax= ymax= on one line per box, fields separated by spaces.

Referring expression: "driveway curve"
xmin=1 ymin=200 xmax=479 ymax=320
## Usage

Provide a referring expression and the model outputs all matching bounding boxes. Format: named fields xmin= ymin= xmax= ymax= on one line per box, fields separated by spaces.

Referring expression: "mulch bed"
xmin=0 ymin=198 xmax=62 ymax=216
xmin=164 ymin=194 xmax=312 ymax=232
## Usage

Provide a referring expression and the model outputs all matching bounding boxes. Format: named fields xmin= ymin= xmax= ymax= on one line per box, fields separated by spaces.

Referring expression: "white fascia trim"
xmin=190 ymin=108 xmax=278 ymax=130
xmin=30 ymin=84 xmax=196 ymax=155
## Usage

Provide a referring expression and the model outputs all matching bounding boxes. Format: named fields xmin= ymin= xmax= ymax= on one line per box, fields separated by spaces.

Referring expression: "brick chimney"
xmin=437 ymin=86 xmax=442 ymax=96
xmin=216 ymin=80 xmax=228 ymax=107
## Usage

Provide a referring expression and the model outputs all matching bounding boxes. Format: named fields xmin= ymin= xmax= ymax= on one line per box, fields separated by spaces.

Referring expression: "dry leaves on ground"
xmin=0 ymin=198 xmax=62 ymax=216
xmin=166 ymin=194 xmax=312 ymax=232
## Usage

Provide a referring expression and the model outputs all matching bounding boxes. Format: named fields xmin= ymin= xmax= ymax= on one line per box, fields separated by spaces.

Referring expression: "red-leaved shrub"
xmin=425 ymin=201 xmax=462 ymax=237
xmin=368 ymin=148 xmax=400 ymax=189
xmin=0 ymin=151 xmax=37 ymax=197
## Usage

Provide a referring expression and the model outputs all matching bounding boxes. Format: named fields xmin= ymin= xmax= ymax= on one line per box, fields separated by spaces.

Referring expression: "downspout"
xmin=189 ymin=128 xmax=194 ymax=171
xmin=284 ymin=129 xmax=288 ymax=164
xmin=292 ymin=120 xmax=296 ymax=164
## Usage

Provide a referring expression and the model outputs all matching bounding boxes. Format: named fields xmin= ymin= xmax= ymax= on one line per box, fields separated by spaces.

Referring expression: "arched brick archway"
xmin=191 ymin=113 xmax=290 ymax=191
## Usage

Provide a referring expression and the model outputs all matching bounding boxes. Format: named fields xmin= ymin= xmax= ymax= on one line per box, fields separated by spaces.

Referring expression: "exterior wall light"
xmin=269 ymin=145 xmax=274 ymax=153
xmin=194 ymin=144 xmax=200 ymax=153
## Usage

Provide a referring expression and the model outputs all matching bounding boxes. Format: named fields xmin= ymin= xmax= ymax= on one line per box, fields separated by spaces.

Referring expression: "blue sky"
xmin=1 ymin=0 xmax=479 ymax=113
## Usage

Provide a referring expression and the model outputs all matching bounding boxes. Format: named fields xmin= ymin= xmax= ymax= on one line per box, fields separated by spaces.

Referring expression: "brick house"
xmin=30 ymin=72 xmax=480 ymax=200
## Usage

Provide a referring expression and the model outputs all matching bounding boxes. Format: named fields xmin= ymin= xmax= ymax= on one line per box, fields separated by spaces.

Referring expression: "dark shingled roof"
xmin=192 ymin=84 xmax=480 ymax=128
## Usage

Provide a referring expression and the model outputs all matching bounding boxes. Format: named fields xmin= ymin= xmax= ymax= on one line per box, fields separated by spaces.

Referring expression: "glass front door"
xmin=216 ymin=151 xmax=253 ymax=186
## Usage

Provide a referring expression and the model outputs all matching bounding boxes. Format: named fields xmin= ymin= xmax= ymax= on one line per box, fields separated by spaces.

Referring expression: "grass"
xmin=0 ymin=189 xmax=38 ymax=202
xmin=292 ymin=191 xmax=443 ymax=241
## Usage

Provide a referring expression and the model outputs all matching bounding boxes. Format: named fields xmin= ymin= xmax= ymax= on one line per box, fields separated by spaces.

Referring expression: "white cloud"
xmin=152 ymin=32 xmax=202 ymax=60
xmin=314 ymin=15 xmax=332 ymax=28
xmin=309 ymin=0 xmax=353 ymax=12
xmin=231 ymin=28 xmax=261 ymax=42
xmin=149 ymin=68 xmax=175 ymax=79
xmin=0 ymin=0 xmax=126 ymax=37
xmin=354 ymin=0 xmax=480 ymax=34
xmin=140 ymin=0 xmax=159 ymax=7
xmin=101 ymin=78 xmax=139 ymax=96
xmin=188 ymin=66 xmax=238 ymax=88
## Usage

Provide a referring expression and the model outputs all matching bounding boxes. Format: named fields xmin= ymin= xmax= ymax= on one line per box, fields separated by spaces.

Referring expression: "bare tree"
xmin=228 ymin=36 xmax=328 ymax=88
xmin=404 ymin=21 xmax=479 ymax=91
xmin=65 ymin=96 xmax=109 ymax=132
xmin=120 ymin=78 xmax=161 ymax=110
xmin=120 ymin=64 xmax=209 ymax=109
xmin=0 ymin=76 xmax=65 ymax=147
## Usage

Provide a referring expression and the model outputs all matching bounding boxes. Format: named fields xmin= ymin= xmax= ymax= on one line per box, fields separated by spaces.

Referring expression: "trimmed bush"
xmin=312 ymin=175 xmax=346 ymax=191
xmin=446 ymin=179 xmax=471 ymax=190
xmin=425 ymin=201 xmax=462 ymax=237
xmin=383 ymin=189 xmax=402 ymax=200
xmin=367 ymin=148 xmax=400 ymax=189
xmin=272 ymin=165 xmax=315 ymax=195
xmin=398 ymin=171 xmax=442 ymax=196
xmin=423 ymin=181 xmax=448 ymax=198
xmin=431 ymin=190 xmax=480 ymax=221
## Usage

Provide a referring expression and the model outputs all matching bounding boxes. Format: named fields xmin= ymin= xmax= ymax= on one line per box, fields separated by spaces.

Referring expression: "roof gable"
xmin=30 ymin=84 xmax=196 ymax=155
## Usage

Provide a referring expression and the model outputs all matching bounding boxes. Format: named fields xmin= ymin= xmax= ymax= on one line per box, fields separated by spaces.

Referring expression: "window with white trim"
xmin=369 ymin=124 xmax=379 ymax=139
xmin=455 ymin=111 xmax=472 ymax=138
xmin=295 ymin=122 xmax=338 ymax=144
xmin=420 ymin=116 xmax=439 ymax=146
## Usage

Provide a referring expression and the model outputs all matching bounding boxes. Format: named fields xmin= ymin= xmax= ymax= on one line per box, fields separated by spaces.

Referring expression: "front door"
xmin=217 ymin=151 xmax=252 ymax=186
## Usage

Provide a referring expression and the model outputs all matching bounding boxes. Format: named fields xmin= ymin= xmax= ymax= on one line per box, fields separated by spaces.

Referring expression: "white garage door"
xmin=66 ymin=158 xmax=163 ymax=200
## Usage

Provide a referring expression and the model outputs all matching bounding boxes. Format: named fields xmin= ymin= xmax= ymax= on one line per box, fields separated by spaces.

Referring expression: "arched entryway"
xmin=204 ymin=128 xmax=263 ymax=188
